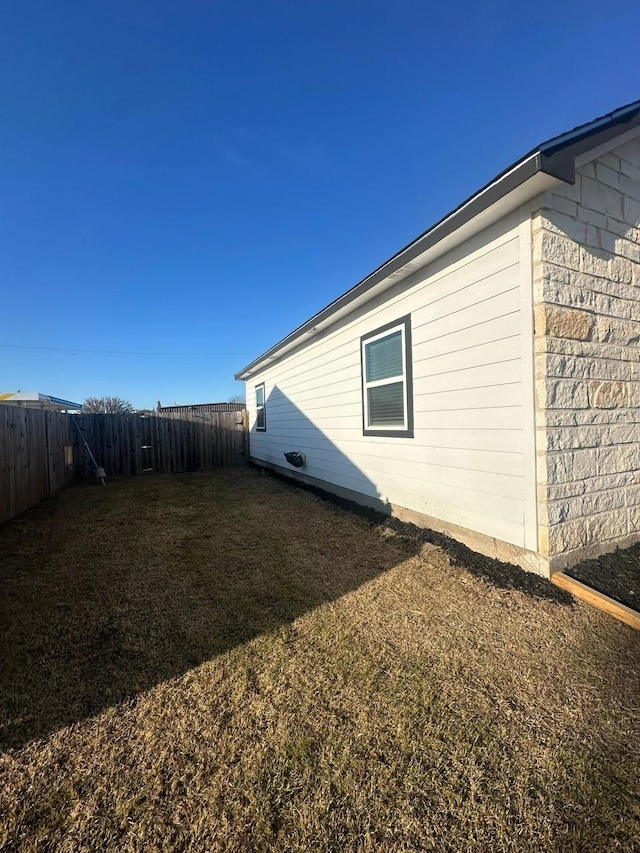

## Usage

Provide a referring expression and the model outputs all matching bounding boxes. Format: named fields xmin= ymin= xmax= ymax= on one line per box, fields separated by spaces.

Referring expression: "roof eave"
xmin=234 ymin=150 xmax=559 ymax=381
xmin=235 ymin=100 xmax=640 ymax=382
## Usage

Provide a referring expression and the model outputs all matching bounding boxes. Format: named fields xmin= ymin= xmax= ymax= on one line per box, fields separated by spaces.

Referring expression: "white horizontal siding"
xmin=246 ymin=210 xmax=536 ymax=548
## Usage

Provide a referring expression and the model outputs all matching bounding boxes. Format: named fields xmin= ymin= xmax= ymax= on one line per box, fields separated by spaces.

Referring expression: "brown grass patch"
xmin=1 ymin=468 xmax=638 ymax=852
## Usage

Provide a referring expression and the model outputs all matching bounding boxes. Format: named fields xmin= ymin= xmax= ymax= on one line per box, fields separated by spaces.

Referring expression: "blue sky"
xmin=1 ymin=0 xmax=638 ymax=409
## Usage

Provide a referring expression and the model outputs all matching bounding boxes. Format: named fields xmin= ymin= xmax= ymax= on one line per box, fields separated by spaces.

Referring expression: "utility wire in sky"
xmin=0 ymin=343 xmax=256 ymax=358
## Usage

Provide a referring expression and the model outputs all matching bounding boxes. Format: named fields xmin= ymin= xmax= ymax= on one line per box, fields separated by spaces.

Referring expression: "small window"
xmin=361 ymin=315 xmax=413 ymax=438
xmin=255 ymin=383 xmax=266 ymax=431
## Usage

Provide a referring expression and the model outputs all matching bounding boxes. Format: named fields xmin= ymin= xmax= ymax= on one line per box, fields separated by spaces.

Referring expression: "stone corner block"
xmin=589 ymin=381 xmax=630 ymax=409
xmin=535 ymin=305 xmax=595 ymax=342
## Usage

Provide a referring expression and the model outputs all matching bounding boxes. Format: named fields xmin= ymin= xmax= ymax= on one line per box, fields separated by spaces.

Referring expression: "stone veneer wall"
xmin=533 ymin=135 xmax=640 ymax=570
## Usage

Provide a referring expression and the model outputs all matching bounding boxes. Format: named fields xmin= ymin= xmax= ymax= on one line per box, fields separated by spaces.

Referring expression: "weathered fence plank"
xmin=0 ymin=408 xmax=248 ymax=525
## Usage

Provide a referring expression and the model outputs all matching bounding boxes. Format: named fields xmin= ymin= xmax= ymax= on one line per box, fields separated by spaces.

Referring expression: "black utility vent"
xmin=284 ymin=451 xmax=306 ymax=468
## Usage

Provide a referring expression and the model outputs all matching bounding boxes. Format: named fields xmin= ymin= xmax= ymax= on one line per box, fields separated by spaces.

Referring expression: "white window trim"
xmin=361 ymin=315 xmax=413 ymax=438
xmin=255 ymin=382 xmax=266 ymax=431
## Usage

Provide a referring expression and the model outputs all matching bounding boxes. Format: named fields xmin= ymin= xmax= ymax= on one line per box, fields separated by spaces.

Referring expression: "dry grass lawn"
xmin=1 ymin=467 xmax=639 ymax=852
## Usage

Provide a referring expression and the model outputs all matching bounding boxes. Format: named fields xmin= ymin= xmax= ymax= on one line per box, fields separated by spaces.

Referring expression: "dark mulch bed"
xmin=566 ymin=545 xmax=640 ymax=612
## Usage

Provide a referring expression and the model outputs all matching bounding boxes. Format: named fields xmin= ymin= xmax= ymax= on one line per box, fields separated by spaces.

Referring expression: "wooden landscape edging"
xmin=551 ymin=571 xmax=640 ymax=631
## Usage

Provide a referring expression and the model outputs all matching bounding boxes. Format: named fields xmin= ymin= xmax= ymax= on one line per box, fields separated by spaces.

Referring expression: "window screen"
xmin=361 ymin=316 xmax=413 ymax=437
xmin=256 ymin=383 xmax=266 ymax=431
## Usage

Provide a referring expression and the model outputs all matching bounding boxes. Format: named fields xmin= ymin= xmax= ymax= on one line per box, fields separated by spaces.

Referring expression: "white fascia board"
xmin=236 ymin=168 xmax=561 ymax=380
xmin=394 ymin=171 xmax=559 ymax=279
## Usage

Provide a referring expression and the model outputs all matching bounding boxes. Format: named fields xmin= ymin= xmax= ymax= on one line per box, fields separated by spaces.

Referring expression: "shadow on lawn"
xmin=0 ymin=459 xmax=402 ymax=749
xmin=265 ymin=467 xmax=573 ymax=607
xmin=0 ymin=386 xmax=571 ymax=751
xmin=253 ymin=385 xmax=573 ymax=608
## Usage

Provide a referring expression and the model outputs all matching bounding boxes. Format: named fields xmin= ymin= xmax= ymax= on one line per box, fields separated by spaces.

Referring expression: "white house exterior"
xmin=236 ymin=101 xmax=640 ymax=577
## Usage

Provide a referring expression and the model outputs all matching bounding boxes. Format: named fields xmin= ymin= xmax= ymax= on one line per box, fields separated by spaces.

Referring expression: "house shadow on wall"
xmin=0 ymin=388 xmax=571 ymax=750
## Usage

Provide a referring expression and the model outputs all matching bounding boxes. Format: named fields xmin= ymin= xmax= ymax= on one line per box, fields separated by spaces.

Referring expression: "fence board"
xmin=0 ymin=408 xmax=247 ymax=525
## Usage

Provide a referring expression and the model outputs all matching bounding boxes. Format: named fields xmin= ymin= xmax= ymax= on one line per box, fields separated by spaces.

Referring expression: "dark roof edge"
xmin=539 ymin=98 xmax=640 ymax=157
xmin=235 ymin=99 xmax=640 ymax=380
xmin=48 ymin=395 xmax=83 ymax=409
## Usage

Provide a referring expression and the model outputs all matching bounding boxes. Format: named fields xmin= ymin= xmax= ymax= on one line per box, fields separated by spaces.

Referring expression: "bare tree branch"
xmin=83 ymin=396 xmax=136 ymax=414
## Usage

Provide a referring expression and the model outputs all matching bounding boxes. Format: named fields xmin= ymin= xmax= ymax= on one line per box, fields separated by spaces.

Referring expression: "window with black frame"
xmin=361 ymin=315 xmax=413 ymax=438
xmin=255 ymin=383 xmax=266 ymax=431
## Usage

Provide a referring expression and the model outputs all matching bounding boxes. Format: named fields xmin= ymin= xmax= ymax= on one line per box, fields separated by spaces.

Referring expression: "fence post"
xmin=242 ymin=409 xmax=250 ymax=462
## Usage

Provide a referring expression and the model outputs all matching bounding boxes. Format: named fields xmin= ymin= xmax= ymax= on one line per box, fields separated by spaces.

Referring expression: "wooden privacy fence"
xmin=74 ymin=410 xmax=248 ymax=478
xmin=0 ymin=407 xmax=248 ymax=526
xmin=0 ymin=406 xmax=75 ymax=525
